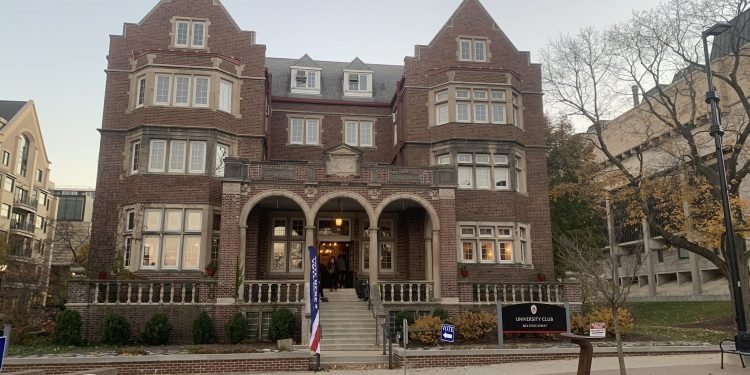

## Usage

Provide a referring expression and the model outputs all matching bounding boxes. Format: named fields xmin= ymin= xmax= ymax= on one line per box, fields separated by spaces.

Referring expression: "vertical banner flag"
xmin=308 ymin=246 xmax=321 ymax=354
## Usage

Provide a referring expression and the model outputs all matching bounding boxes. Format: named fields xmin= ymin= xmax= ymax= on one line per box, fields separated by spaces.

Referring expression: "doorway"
xmin=318 ymin=241 xmax=354 ymax=288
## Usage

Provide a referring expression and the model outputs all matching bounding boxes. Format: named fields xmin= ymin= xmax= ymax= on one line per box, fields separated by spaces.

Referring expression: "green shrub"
xmin=225 ymin=312 xmax=248 ymax=344
xmin=431 ymin=308 xmax=450 ymax=322
xmin=192 ymin=311 xmax=215 ymax=344
xmin=454 ymin=311 xmax=496 ymax=342
xmin=268 ymin=309 xmax=296 ymax=341
xmin=409 ymin=316 xmax=442 ymax=345
xmin=394 ymin=311 xmax=416 ymax=337
xmin=103 ymin=314 xmax=131 ymax=345
xmin=52 ymin=309 xmax=82 ymax=346
xmin=141 ymin=313 xmax=172 ymax=345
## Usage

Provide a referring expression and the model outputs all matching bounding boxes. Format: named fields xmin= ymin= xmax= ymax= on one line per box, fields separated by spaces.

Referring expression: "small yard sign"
xmin=589 ymin=322 xmax=606 ymax=338
xmin=440 ymin=324 xmax=455 ymax=343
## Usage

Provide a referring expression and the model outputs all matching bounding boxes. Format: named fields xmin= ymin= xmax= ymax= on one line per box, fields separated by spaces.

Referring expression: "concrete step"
xmin=319 ymin=311 xmax=373 ymax=317
xmin=317 ymin=345 xmax=384 ymax=353
xmin=320 ymin=330 xmax=378 ymax=338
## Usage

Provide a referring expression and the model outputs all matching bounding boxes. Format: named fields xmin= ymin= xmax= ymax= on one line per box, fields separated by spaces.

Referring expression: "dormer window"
xmin=343 ymin=71 xmax=372 ymax=97
xmin=173 ymin=18 xmax=207 ymax=49
xmin=291 ymin=68 xmax=321 ymax=95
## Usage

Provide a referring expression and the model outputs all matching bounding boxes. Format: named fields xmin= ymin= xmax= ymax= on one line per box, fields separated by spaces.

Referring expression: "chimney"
xmin=631 ymin=85 xmax=640 ymax=107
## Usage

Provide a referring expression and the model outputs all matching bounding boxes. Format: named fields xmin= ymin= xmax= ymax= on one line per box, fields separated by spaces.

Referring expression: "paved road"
xmin=271 ymin=353 xmax=746 ymax=374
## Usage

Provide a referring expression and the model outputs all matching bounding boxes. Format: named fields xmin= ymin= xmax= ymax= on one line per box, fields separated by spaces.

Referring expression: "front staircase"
xmin=319 ymin=288 xmax=379 ymax=351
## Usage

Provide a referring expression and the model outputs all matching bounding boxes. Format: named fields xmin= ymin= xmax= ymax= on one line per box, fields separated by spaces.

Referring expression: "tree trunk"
xmin=612 ymin=305 xmax=627 ymax=375
xmin=725 ymin=237 xmax=750 ymax=331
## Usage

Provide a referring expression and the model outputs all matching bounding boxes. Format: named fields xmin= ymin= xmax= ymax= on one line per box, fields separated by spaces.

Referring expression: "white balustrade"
xmin=89 ymin=280 xmax=212 ymax=305
xmin=377 ymin=281 xmax=433 ymax=303
xmin=241 ymin=281 xmax=304 ymax=304
xmin=474 ymin=283 xmax=566 ymax=304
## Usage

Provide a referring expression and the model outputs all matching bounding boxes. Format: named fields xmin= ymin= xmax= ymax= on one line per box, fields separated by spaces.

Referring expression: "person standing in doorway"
xmin=327 ymin=256 xmax=338 ymax=291
xmin=337 ymin=253 xmax=348 ymax=288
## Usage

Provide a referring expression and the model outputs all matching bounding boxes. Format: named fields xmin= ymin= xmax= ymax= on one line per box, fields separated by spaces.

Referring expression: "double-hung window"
xmin=457 ymin=153 xmax=473 ymax=189
xmin=458 ymin=38 xmax=488 ymax=62
xmin=291 ymin=68 xmax=321 ymax=94
xmin=189 ymin=141 xmax=207 ymax=173
xmin=494 ymin=154 xmax=510 ymax=190
xmin=344 ymin=120 xmax=374 ymax=147
xmin=168 ymin=140 xmax=186 ymax=172
xmin=343 ymin=71 xmax=372 ymax=97
xmin=193 ymin=77 xmax=209 ymax=107
xmin=148 ymin=73 xmax=213 ymax=109
xmin=136 ymin=76 xmax=146 ymax=108
xmin=154 ymin=75 xmax=172 ymax=105
xmin=454 ymin=152 xmax=513 ymax=191
xmin=515 ymin=154 xmax=526 ymax=193
xmin=131 ymin=142 xmax=140 ymax=174
xmin=148 ymin=140 xmax=167 ymax=172
xmin=173 ymin=76 xmax=191 ymax=106
xmin=289 ymin=118 xmax=320 ymax=145
xmin=174 ymin=19 xmax=207 ymax=49
xmin=219 ymin=80 xmax=232 ymax=113
xmin=361 ymin=220 xmax=395 ymax=272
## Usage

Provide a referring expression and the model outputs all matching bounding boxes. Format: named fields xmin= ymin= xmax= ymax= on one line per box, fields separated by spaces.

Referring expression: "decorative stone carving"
xmin=305 ymin=185 xmax=317 ymax=198
xmin=369 ymin=187 xmax=380 ymax=199
xmin=325 ymin=144 xmax=362 ymax=177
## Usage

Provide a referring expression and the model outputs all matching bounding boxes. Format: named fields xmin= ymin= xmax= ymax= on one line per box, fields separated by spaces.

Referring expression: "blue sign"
xmin=440 ymin=324 xmax=455 ymax=343
xmin=308 ymin=246 xmax=321 ymax=354
xmin=0 ymin=336 xmax=6 ymax=371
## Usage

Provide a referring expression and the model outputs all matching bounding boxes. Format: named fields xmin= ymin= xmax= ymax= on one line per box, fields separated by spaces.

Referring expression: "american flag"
xmin=308 ymin=246 xmax=321 ymax=354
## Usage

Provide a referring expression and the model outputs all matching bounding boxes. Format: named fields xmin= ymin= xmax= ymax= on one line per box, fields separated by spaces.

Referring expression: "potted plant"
xmin=205 ymin=261 xmax=218 ymax=277
xmin=459 ymin=264 xmax=469 ymax=278
xmin=536 ymin=273 xmax=546 ymax=282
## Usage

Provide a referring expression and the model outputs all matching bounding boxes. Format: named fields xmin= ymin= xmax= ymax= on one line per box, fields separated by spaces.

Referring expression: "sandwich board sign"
xmin=589 ymin=322 xmax=606 ymax=338
xmin=440 ymin=324 xmax=455 ymax=343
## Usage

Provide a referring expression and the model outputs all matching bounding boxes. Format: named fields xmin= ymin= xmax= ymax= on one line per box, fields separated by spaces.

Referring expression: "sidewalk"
xmin=271 ymin=353 xmax=745 ymax=374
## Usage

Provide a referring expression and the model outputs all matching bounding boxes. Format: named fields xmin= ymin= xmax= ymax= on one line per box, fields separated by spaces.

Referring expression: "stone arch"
xmin=239 ymin=189 xmax=313 ymax=225
xmin=374 ymin=193 xmax=440 ymax=231
xmin=309 ymin=191 xmax=376 ymax=224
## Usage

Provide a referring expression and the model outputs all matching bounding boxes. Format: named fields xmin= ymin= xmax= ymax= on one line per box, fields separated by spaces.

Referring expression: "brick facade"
xmin=81 ymin=0 xmax=565 ymax=344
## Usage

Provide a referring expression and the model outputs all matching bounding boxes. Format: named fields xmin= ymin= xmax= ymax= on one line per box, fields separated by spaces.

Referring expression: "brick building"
xmin=74 ymin=0 xmax=569 ymax=346
xmin=0 ymin=100 xmax=57 ymax=314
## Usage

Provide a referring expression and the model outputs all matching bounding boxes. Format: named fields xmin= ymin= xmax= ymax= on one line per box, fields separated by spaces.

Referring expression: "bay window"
xmin=141 ymin=207 xmax=203 ymax=270
xmin=450 ymin=152 xmax=519 ymax=191
xmin=432 ymin=86 xmax=514 ymax=126
xmin=219 ymin=80 xmax=232 ymax=112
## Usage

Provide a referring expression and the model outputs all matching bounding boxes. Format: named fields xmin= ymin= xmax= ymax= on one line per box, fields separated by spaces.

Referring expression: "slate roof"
xmin=710 ymin=9 xmax=750 ymax=60
xmin=0 ymin=100 xmax=27 ymax=122
xmin=266 ymin=56 xmax=404 ymax=103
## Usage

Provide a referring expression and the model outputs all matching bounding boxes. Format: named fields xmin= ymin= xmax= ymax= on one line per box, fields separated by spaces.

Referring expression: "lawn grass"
xmin=627 ymin=301 xmax=735 ymax=343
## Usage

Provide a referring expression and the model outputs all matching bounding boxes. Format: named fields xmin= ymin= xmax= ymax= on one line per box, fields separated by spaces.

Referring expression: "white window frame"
xmin=479 ymin=240 xmax=495 ymax=263
xmin=269 ymin=217 xmax=305 ymax=274
xmin=193 ymin=77 xmax=210 ymax=108
xmin=491 ymin=103 xmax=506 ymax=124
xmin=174 ymin=19 xmax=207 ymax=49
xmin=289 ymin=117 xmax=321 ymax=145
xmin=136 ymin=76 xmax=146 ymax=108
xmin=343 ymin=70 xmax=373 ymax=97
xmin=344 ymin=120 xmax=374 ymax=147
xmin=515 ymin=153 xmax=526 ymax=193
xmin=148 ymin=140 xmax=167 ymax=172
xmin=140 ymin=207 xmax=204 ymax=271
xmin=456 ymin=102 xmax=470 ymax=123
xmin=457 ymin=166 xmax=474 ymax=189
xmin=436 ymin=104 xmax=449 ymax=125
xmin=154 ymin=75 xmax=172 ymax=105
xmin=458 ymin=38 xmax=489 ymax=62
xmin=173 ymin=75 xmax=191 ymax=107
xmin=437 ymin=154 xmax=451 ymax=165
xmin=191 ymin=21 xmax=206 ymax=48
xmin=457 ymin=222 xmax=529 ymax=265
xmin=219 ymin=79 xmax=232 ymax=113
xmin=175 ymin=20 xmax=190 ymax=48
xmin=189 ymin=141 xmax=207 ymax=174
xmin=168 ymin=140 xmax=187 ymax=173
xmin=474 ymin=103 xmax=488 ymax=123
xmin=291 ymin=67 xmax=322 ymax=94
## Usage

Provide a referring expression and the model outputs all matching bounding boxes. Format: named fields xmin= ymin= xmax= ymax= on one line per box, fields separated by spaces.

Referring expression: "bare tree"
xmin=556 ymin=229 xmax=642 ymax=375
xmin=543 ymin=0 xmax=750 ymax=324
xmin=48 ymin=220 xmax=90 ymax=268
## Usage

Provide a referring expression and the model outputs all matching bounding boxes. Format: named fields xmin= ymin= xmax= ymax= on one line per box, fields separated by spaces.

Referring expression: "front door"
xmin=318 ymin=241 xmax=353 ymax=288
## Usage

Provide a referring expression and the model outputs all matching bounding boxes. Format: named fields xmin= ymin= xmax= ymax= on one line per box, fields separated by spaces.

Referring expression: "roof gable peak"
xmin=344 ymin=57 xmax=371 ymax=71
xmin=292 ymin=54 xmax=321 ymax=68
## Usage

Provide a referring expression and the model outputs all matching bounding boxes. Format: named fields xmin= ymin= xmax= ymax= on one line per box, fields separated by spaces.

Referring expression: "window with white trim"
xmin=136 ymin=76 xmax=146 ymax=108
xmin=148 ymin=140 xmax=167 ymax=172
xmin=219 ymin=80 xmax=232 ymax=113
xmin=154 ymin=75 xmax=171 ymax=105
xmin=289 ymin=117 xmax=321 ymax=145
xmin=361 ymin=220 xmax=394 ymax=272
xmin=458 ymin=38 xmax=488 ymax=62
xmin=453 ymin=152 xmax=515 ymax=191
xmin=437 ymin=154 xmax=451 ymax=165
xmin=141 ymin=207 xmax=203 ymax=270
xmin=131 ymin=142 xmax=140 ymax=174
xmin=194 ymin=77 xmax=209 ymax=107
xmin=151 ymin=73 xmax=213 ymax=108
xmin=1 ymin=204 xmax=9 ymax=218
xmin=515 ymin=153 xmax=526 ymax=193
xmin=512 ymin=93 xmax=522 ymax=128
xmin=173 ymin=19 xmax=207 ymax=49
xmin=123 ymin=237 xmax=133 ymax=268
xmin=344 ymin=71 xmax=372 ymax=97
xmin=344 ymin=120 xmax=374 ymax=147
xmin=270 ymin=218 xmax=304 ymax=273
xmin=2 ymin=151 xmax=9 ymax=167
xmin=436 ymin=104 xmax=449 ymax=125
xmin=189 ymin=141 xmax=206 ymax=173
xmin=168 ymin=140 xmax=186 ymax=172
xmin=458 ymin=222 xmax=530 ymax=264
xmin=433 ymin=87 xmax=509 ymax=126
xmin=3 ymin=176 xmax=13 ymax=193
xmin=291 ymin=68 xmax=321 ymax=94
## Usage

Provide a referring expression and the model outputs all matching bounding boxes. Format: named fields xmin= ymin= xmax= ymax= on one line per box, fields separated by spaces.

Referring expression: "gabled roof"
xmin=292 ymin=54 xmax=321 ymax=69
xmin=344 ymin=57 xmax=371 ymax=71
xmin=266 ymin=57 xmax=403 ymax=103
xmin=710 ymin=8 xmax=750 ymax=60
xmin=0 ymin=100 xmax=28 ymax=124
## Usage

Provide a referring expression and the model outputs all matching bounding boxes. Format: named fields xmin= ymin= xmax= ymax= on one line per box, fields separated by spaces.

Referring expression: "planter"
xmin=277 ymin=338 xmax=293 ymax=351
xmin=536 ymin=273 xmax=546 ymax=282
xmin=460 ymin=269 xmax=469 ymax=278
xmin=205 ymin=268 xmax=216 ymax=277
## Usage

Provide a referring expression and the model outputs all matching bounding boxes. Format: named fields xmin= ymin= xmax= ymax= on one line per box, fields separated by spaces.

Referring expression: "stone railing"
xmin=84 ymin=280 xmax=215 ymax=305
xmin=240 ymin=280 xmax=304 ymax=304
xmin=473 ymin=283 xmax=571 ymax=304
xmin=378 ymin=281 xmax=434 ymax=303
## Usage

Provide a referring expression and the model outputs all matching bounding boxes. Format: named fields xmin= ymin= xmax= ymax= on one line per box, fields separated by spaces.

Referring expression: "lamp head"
xmin=703 ymin=22 xmax=732 ymax=37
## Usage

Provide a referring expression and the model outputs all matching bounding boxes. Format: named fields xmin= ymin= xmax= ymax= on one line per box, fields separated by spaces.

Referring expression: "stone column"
xmin=641 ymin=219 xmax=656 ymax=297
xmin=432 ymin=229 xmax=441 ymax=299
xmin=237 ymin=225 xmax=247 ymax=299
xmin=368 ymin=227 xmax=379 ymax=288
xmin=425 ymin=234 xmax=433 ymax=282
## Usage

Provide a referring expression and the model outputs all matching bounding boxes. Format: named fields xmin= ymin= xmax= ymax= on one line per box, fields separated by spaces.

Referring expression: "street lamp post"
xmin=702 ymin=22 xmax=749 ymax=345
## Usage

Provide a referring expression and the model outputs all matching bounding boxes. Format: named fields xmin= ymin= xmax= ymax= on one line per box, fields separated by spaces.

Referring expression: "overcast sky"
xmin=0 ymin=0 xmax=662 ymax=187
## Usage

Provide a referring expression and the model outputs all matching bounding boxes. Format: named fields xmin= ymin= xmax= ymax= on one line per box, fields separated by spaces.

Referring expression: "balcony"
xmin=13 ymin=195 xmax=38 ymax=211
xmin=10 ymin=219 xmax=35 ymax=234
